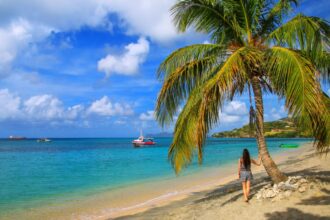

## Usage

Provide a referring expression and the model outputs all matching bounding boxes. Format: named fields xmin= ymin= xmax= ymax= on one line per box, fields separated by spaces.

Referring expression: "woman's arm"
xmin=238 ymin=159 xmax=241 ymax=177
xmin=252 ymin=155 xmax=262 ymax=166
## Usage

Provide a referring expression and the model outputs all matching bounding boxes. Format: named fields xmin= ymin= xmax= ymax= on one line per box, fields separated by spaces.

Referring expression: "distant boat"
xmin=132 ymin=130 xmax=156 ymax=147
xmin=279 ymin=144 xmax=299 ymax=148
xmin=37 ymin=138 xmax=52 ymax=143
xmin=8 ymin=136 xmax=26 ymax=140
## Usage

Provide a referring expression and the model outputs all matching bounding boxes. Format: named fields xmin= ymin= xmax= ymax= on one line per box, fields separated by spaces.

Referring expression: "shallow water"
xmin=0 ymin=137 xmax=310 ymax=214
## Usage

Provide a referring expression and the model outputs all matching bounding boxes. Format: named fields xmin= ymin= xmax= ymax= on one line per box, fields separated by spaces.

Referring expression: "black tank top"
xmin=240 ymin=159 xmax=251 ymax=171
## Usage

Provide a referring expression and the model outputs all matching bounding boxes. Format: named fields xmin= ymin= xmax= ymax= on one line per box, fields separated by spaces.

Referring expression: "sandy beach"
xmin=114 ymin=143 xmax=330 ymax=220
xmin=2 ymin=142 xmax=329 ymax=220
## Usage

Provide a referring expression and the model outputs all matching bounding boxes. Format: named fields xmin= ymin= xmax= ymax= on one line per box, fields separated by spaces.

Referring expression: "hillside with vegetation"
xmin=212 ymin=118 xmax=312 ymax=138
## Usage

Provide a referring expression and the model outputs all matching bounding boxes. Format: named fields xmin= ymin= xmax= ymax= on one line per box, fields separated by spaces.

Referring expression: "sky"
xmin=0 ymin=0 xmax=329 ymax=138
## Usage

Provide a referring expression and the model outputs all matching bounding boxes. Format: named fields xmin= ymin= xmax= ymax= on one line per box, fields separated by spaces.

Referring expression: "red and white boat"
xmin=132 ymin=131 xmax=156 ymax=147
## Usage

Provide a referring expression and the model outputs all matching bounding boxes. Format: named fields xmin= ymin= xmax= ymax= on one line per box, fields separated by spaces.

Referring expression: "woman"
xmin=238 ymin=149 xmax=261 ymax=202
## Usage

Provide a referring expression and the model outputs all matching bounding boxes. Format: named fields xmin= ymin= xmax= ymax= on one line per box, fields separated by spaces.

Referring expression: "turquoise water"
xmin=0 ymin=137 xmax=310 ymax=214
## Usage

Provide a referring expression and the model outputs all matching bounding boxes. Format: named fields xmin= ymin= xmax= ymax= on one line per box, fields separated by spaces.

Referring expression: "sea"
xmin=0 ymin=137 xmax=311 ymax=216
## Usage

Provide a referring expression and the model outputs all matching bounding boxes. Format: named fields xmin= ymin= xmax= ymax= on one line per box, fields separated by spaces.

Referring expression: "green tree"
xmin=155 ymin=0 xmax=330 ymax=183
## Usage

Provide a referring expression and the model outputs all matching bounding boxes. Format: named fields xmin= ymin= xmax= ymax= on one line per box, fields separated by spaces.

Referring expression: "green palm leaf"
xmin=171 ymin=0 xmax=243 ymax=44
xmin=266 ymin=46 xmax=330 ymax=151
xmin=169 ymin=85 xmax=205 ymax=173
xmin=168 ymin=47 xmax=258 ymax=172
xmin=156 ymin=44 xmax=226 ymax=126
xmin=259 ymin=0 xmax=298 ymax=36
xmin=268 ymin=15 xmax=330 ymax=63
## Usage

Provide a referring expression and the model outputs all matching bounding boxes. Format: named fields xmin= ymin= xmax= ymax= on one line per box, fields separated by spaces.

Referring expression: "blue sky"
xmin=0 ymin=0 xmax=329 ymax=138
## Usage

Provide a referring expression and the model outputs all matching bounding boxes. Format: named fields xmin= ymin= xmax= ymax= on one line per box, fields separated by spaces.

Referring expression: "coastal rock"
xmin=278 ymin=192 xmax=285 ymax=200
xmin=255 ymin=176 xmax=311 ymax=201
xmin=280 ymin=183 xmax=297 ymax=191
xmin=273 ymin=184 xmax=280 ymax=193
xmin=256 ymin=192 xmax=262 ymax=200
xmin=287 ymin=178 xmax=297 ymax=185
xmin=265 ymin=190 xmax=277 ymax=198
xmin=284 ymin=190 xmax=292 ymax=197
xmin=278 ymin=182 xmax=285 ymax=189
xmin=299 ymin=178 xmax=308 ymax=184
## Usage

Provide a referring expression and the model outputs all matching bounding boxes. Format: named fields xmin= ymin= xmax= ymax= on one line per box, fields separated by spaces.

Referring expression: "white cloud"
xmin=0 ymin=91 xmax=84 ymax=122
xmin=267 ymin=105 xmax=287 ymax=121
xmin=219 ymin=112 xmax=241 ymax=123
xmin=98 ymin=37 xmax=149 ymax=77
xmin=0 ymin=89 xmax=21 ymax=120
xmin=217 ymin=101 xmax=248 ymax=124
xmin=23 ymin=95 xmax=65 ymax=120
xmin=139 ymin=110 xmax=155 ymax=121
xmin=0 ymin=0 xmax=192 ymax=75
xmin=0 ymin=89 xmax=135 ymax=123
xmin=87 ymin=96 xmax=133 ymax=116
xmin=114 ymin=120 xmax=127 ymax=125
xmin=105 ymin=0 xmax=179 ymax=42
xmin=223 ymin=101 xmax=248 ymax=115
xmin=67 ymin=105 xmax=85 ymax=120
xmin=0 ymin=19 xmax=51 ymax=76
xmin=0 ymin=1 xmax=110 ymax=31
xmin=0 ymin=0 xmax=109 ymax=74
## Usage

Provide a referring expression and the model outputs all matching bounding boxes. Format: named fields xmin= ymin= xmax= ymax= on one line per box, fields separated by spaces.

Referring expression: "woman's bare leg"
xmin=246 ymin=180 xmax=251 ymax=200
xmin=242 ymin=182 xmax=248 ymax=201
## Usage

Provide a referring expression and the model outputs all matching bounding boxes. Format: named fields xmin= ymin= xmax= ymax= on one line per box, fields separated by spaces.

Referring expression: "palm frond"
xmin=156 ymin=44 xmax=226 ymax=126
xmin=205 ymin=46 xmax=262 ymax=98
xmin=169 ymin=46 xmax=258 ymax=173
xmin=171 ymin=0 xmax=244 ymax=44
xmin=235 ymin=0 xmax=265 ymax=42
xmin=266 ymin=46 xmax=330 ymax=152
xmin=267 ymin=14 xmax=330 ymax=69
xmin=195 ymin=78 xmax=223 ymax=162
xmin=303 ymin=50 xmax=330 ymax=82
xmin=259 ymin=0 xmax=298 ymax=36
xmin=168 ymin=85 xmax=205 ymax=173
xmin=157 ymin=44 xmax=224 ymax=80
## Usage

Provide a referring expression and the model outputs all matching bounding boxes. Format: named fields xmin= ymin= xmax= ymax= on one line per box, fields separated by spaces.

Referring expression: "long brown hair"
xmin=242 ymin=148 xmax=251 ymax=168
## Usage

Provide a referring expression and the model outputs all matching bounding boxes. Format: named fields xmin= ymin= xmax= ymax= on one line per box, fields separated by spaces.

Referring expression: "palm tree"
xmin=155 ymin=0 xmax=330 ymax=183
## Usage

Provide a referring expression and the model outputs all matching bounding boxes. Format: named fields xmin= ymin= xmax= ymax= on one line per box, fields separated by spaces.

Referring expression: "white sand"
xmin=114 ymin=143 xmax=330 ymax=220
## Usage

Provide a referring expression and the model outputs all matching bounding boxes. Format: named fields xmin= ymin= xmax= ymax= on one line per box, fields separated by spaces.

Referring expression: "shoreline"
xmin=110 ymin=143 xmax=312 ymax=219
xmin=115 ymin=142 xmax=330 ymax=220
xmin=0 ymin=142 xmax=313 ymax=220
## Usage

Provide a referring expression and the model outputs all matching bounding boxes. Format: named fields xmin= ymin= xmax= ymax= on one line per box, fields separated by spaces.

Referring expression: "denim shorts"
xmin=240 ymin=171 xmax=253 ymax=182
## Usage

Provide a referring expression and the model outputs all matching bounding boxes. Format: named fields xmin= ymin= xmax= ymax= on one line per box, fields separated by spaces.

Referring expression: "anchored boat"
xmin=279 ymin=144 xmax=299 ymax=148
xmin=37 ymin=138 xmax=52 ymax=143
xmin=8 ymin=136 xmax=26 ymax=140
xmin=132 ymin=131 xmax=156 ymax=147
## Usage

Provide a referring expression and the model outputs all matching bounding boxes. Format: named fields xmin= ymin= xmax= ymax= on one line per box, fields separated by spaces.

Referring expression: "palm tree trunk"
xmin=251 ymin=76 xmax=287 ymax=183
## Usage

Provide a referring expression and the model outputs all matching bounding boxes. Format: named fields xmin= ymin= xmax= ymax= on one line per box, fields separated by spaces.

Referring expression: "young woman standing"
xmin=238 ymin=149 xmax=261 ymax=202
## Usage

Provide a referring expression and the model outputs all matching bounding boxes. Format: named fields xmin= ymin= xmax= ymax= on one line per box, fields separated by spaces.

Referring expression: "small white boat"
xmin=37 ymin=138 xmax=51 ymax=142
